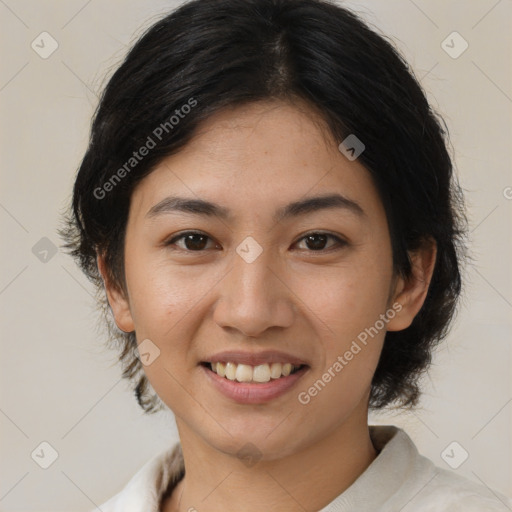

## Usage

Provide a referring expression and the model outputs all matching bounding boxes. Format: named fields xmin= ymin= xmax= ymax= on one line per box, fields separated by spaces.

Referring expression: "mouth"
xmin=200 ymin=361 xmax=307 ymax=383
xmin=200 ymin=360 xmax=310 ymax=404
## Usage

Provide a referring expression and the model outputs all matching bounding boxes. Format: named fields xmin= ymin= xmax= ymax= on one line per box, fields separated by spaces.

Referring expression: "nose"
xmin=213 ymin=247 xmax=295 ymax=338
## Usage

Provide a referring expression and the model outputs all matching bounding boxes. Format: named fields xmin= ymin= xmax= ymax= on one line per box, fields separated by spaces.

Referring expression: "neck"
xmin=163 ymin=411 xmax=377 ymax=512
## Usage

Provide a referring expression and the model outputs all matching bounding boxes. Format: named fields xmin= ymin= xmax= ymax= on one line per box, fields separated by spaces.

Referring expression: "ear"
xmin=97 ymin=253 xmax=135 ymax=333
xmin=386 ymin=238 xmax=437 ymax=332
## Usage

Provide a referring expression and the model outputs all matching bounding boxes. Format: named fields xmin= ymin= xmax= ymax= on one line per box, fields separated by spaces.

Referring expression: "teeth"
xmin=282 ymin=363 xmax=292 ymax=376
xmin=208 ymin=361 xmax=302 ymax=382
xmin=216 ymin=362 xmax=226 ymax=377
xmin=235 ymin=364 xmax=253 ymax=382
xmin=225 ymin=362 xmax=237 ymax=380
xmin=270 ymin=363 xmax=282 ymax=379
xmin=253 ymin=364 xmax=271 ymax=383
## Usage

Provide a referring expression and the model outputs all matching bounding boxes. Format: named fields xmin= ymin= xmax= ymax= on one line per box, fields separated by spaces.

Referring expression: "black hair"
xmin=60 ymin=0 xmax=467 ymax=413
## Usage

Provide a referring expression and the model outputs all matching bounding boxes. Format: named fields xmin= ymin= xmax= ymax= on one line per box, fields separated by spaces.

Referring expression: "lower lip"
xmin=201 ymin=364 xmax=309 ymax=404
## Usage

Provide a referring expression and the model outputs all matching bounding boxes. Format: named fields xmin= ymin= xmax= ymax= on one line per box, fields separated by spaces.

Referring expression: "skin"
xmin=98 ymin=100 xmax=436 ymax=512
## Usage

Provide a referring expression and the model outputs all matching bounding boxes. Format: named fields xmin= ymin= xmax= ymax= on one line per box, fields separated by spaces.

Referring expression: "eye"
xmin=164 ymin=231 xmax=219 ymax=252
xmin=294 ymin=232 xmax=347 ymax=252
xmin=164 ymin=231 xmax=347 ymax=253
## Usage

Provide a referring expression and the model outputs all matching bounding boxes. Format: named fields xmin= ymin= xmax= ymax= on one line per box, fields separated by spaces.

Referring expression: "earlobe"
xmin=96 ymin=254 xmax=135 ymax=333
xmin=387 ymin=238 xmax=437 ymax=332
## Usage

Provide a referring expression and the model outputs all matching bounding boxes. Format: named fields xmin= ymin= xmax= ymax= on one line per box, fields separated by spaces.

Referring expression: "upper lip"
xmin=201 ymin=350 xmax=309 ymax=367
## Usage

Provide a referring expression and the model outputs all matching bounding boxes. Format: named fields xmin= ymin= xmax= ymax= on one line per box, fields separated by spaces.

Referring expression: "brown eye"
xmin=165 ymin=232 xmax=218 ymax=251
xmin=164 ymin=231 xmax=346 ymax=253
xmin=295 ymin=232 xmax=346 ymax=252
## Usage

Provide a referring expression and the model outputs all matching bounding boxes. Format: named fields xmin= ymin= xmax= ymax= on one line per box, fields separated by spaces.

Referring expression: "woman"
xmin=60 ymin=0 xmax=512 ymax=510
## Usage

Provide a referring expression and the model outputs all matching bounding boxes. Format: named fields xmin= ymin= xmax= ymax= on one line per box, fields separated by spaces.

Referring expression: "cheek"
xmin=291 ymin=255 xmax=393 ymax=342
xmin=289 ymin=250 xmax=392 ymax=404
xmin=125 ymin=250 xmax=212 ymax=333
xmin=293 ymin=265 xmax=389 ymax=419
xmin=123 ymin=257 xmax=210 ymax=403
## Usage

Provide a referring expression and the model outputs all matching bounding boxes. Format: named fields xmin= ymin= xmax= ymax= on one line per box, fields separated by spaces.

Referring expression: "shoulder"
xmin=409 ymin=465 xmax=512 ymax=511
xmin=390 ymin=435 xmax=511 ymax=511
xmin=88 ymin=442 xmax=184 ymax=512
xmin=369 ymin=426 xmax=512 ymax=512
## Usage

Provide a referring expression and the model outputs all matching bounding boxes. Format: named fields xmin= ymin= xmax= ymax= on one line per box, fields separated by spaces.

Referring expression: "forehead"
xmin=128 ymin=100 xmax=385 ymax=226
xmin=175 ymin=100 xmax=339 ymax=171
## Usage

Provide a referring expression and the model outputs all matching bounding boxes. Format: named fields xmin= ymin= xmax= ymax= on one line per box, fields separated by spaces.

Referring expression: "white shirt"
xmin=91 ymin=425 xmax=512 ymax=511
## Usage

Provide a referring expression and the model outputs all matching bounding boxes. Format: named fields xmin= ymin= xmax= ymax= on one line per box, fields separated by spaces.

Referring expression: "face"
xmin=100 ymin=100 xmax=432 ymax=460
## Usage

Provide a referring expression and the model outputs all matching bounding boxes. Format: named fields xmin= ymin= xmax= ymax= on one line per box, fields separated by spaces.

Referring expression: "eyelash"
xmin=163 ymin=230 xmax=347 ymax=253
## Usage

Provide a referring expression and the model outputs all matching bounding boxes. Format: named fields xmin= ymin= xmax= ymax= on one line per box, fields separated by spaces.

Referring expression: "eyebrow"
xmin=145 ymin=193 xmax=365 ymax=223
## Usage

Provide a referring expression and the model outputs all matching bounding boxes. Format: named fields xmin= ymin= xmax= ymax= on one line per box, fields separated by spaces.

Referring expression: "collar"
xmin=95 ymin=425 xmax=426 ymax=511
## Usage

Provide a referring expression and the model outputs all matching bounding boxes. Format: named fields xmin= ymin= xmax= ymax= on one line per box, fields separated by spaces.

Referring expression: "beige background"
xmin=0 ymin=0 xmax=511 ymax=510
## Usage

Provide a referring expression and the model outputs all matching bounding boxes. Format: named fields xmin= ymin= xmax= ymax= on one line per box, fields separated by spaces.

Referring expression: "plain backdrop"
xmin=0 ymin=1 xmax=511 ymax=510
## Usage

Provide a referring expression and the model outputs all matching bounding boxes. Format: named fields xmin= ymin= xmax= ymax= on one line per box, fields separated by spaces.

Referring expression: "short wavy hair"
xmin=60 ymin=0 xmax=467 ymax=413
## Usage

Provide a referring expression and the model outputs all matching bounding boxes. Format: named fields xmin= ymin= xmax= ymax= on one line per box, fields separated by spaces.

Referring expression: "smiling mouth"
xmin=200 ymin=361 xmax=307 ymax=383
